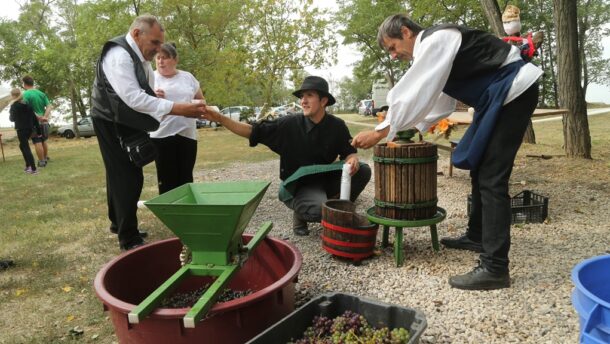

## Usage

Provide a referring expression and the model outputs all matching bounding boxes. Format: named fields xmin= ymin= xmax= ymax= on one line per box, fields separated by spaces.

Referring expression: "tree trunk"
xmin=480 ymin=0 xmax=537 ymax=144
xmin=70 ymin=80 xmax=80 ymax=138
xmin=479 ymin=0 xmax=504 ymax=36
xmin=523 ymin=122 xmax=536 ymax=143
xmin=553 ymin=0 xmax=592 ymax=158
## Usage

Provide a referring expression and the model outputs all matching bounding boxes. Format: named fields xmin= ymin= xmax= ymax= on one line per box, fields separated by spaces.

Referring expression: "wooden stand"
xmin=366 ymin=207 xmax=446 ymax=267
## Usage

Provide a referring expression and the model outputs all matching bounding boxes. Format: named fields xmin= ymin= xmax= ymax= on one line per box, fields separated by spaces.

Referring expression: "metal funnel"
xmin=144 ymin=181 xmax=270 ymax=266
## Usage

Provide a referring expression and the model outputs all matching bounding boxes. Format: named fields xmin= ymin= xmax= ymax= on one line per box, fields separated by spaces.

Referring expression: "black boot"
xmin=292 ymin=212 xmax=309 ymax=236
xmin=440 ymin=234 xmax=483 ymax=252
xmin=0 ymin=259 xmax=15 ymax=271
xmin=109 ymin=226 xmax=148 ymax=238
xmin=449 ymin=265 xmax=510 ymax=290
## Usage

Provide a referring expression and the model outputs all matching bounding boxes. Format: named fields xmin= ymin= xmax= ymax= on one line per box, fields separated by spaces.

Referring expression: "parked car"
xmin=57 ymin=117 xmax=95 ymax=139
xmin=196 ymin=119 xmax=218 ymax=128
xmin=257 ymin=103 xmax=302 ymax=121
xmin=357 ymin=99 xmax=373 ymax=116
xmin=220 ymin=106 xmax=250 ymax=122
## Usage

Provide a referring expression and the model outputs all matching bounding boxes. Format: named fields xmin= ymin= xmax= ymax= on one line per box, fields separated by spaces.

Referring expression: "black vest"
xmin=421 ymin=24 xmax=511 ymax=81
xmin=91 ymin=36 xmax=160 ymax=132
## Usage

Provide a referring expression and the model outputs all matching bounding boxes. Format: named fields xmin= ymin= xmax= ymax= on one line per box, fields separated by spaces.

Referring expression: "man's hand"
xmin=345 ymin=154 xmax=359 ymax=176
xmin=202 ymin=106 xmax=223 ymax=124
xmin=155 ymin=89 xmax=165 ymax=98
xmin=351 ymin=127 xmax=389 ymax=149
xmin=171 ymin=102 xmax=206 ymax=118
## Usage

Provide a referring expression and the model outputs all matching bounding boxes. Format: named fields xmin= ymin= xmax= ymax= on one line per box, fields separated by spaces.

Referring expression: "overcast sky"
xmin=1 ymin=0 xmax=609 ymax=127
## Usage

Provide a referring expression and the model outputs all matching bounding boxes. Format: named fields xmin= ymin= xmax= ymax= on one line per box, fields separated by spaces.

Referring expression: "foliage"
xmin=336 ymin=0 xmax=407 ymax=87
xmin=336 ymin=75 xmax=371 ymax=111
xmin=0 ymin=0 xmax=335 ymax=120
xmin=335 ymin=0 xmax=609 ymax=110
xmin=241 ymin=0 xmax=337 ymax=107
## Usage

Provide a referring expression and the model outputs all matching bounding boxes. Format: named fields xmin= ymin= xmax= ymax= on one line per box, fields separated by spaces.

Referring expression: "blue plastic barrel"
xmin=572 ymin=255 xmax=610 ymax=344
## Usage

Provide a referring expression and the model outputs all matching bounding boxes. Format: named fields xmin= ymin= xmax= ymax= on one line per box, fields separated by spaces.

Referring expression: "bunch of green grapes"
xmin=291 ymin=311 xmax=410 ymax=344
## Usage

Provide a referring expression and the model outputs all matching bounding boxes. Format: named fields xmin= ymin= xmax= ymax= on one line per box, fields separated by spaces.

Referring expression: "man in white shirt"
xmin=352 ymin=14 xmax=541 ymax=290
xmin=91 ymin=15 xmax=206 ymax=251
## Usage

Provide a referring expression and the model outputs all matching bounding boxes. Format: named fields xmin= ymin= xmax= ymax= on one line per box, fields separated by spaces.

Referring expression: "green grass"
xmin=0 ymin=112 xmax=609 ymax=342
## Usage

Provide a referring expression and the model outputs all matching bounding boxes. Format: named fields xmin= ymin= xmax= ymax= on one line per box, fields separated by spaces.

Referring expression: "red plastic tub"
xmin=94 ymin=235 xmax=302 ymax=344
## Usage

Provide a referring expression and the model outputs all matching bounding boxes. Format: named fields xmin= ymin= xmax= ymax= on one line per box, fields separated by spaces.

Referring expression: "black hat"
xmin=292 ymin=76 xmax=336 ymax=106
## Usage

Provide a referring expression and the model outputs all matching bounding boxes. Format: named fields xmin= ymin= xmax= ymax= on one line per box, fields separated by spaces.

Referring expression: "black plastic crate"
xmin=247 ymin=292 xmax=426 ymax=344
xmin=467 ymin=190 xmax=548 ymax=224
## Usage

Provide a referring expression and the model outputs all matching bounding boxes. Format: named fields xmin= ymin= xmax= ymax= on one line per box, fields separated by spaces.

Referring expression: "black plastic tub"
xmin=247 ymin=292 xmax=427 ymax=344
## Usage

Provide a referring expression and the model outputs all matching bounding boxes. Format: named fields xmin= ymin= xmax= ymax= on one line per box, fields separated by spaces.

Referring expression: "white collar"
xmin=126 ymin=33 xmax=146 ymax=63
xmin=413 ymin=31 xmax=424 ymax=60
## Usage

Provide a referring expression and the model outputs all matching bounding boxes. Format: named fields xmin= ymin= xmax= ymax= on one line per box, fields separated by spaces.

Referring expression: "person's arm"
xmin=414 ymin=93 xmax=456 ymax=133
xmin=351 ymin=126 xmax=390 ymax=149
xmin=9 ymin=105 xmax=15 ymax=123
xmin=103 ymin=46 xmax=204 ymax=120
xmin=377 ymin=29 xmax=462 ymax=142
xmin=193 ymin=88 xmax=205 ymax=101
xmin=42 ymin=103 xmax=52 ymax=122
xmin=203 ymin=107 xmax=252 ymax=138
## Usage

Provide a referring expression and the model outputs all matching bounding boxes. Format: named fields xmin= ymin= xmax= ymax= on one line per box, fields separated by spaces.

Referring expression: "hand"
xmin=155 ymin=89 xmax=165 ymax=98
xmin=202 ymin=105 xmax=223 ymax=123
xmin=171 ymin=102 xmax=206 ymax=118
xmin=351 ymin=128 xmax=388 ymax=149
xmin=345 ymin=154 xmax=359 ymax=176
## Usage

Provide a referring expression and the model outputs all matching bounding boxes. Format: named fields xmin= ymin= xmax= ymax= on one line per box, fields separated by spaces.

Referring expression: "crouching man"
xmin=203 ymin=76 xmax=371 ymax=235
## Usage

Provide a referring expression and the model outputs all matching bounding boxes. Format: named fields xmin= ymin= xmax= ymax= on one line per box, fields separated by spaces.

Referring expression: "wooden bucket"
xmin=373 ymin=142 xmax=438 ymax=220
xmin=321 ymin=200 xmax=378 ymax=262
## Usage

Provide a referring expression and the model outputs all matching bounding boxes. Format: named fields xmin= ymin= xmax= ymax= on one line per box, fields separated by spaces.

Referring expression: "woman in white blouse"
xmin=151 ymin=43 xmax=204 ymax=194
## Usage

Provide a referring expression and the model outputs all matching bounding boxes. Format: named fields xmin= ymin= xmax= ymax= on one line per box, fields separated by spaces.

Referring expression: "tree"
xmin=241 ymin=0 xmax=336 ymax=108
xmin=337 ymin=75 xmax=371 ymax=112
xmin=553 ymin=0 xmax=591 ymax=158
xmin=577 ymin=0 xmax=610 ymax=98
xmin=477 ymin=0 xmax=538 ymax=143
xmin=336 ymin=0 xmax=407 ymax=88
xmin=479 ymin=0 xmax=504 ymax=36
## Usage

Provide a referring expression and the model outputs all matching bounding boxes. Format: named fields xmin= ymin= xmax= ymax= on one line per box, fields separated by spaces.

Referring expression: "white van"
xmin=371 ymin=80 xmax=390 ymax=115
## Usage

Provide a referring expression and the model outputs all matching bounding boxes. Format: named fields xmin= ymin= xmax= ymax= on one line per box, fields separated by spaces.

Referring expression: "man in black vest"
xmin=352 ymin=14 xmax=541 ymax=290
xmin=91 ymin=15 xmax=206 ymax=251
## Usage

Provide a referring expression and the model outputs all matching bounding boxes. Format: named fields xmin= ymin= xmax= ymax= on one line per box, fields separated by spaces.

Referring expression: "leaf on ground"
xmin=62 ymin=286 xmax=72 ymax=292
xmin=15 ymin=289 xmax=27 ymax=296
xmin=66 ymin=315 xmax=75 ymax=322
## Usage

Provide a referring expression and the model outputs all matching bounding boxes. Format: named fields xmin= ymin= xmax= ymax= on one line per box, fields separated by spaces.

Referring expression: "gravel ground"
xmin=195 ymin=155 xmax=610 ymax=344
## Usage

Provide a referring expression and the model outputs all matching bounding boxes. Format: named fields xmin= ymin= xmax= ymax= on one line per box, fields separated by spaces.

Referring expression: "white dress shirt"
xmin=102 ymin=33 xmax=173 ymax=122
xmin=376 ymin=28 xmax=543 ymax=141
xmin=150 ymin=70 xmax=199 ymax=140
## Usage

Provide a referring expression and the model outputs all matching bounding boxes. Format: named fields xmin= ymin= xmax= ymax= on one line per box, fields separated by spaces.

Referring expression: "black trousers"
xmin=16 ymin=129 xmax=36 ymax=169
xmin=151 ymin=135 xmax=197 ymax=194
xmin=92 ymin=118 xmax=144 ymax=249
xmin=466 ymin=83 xmax=539 ymax=273
xmin=284 ymin=164 xmax=372 ymax=222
